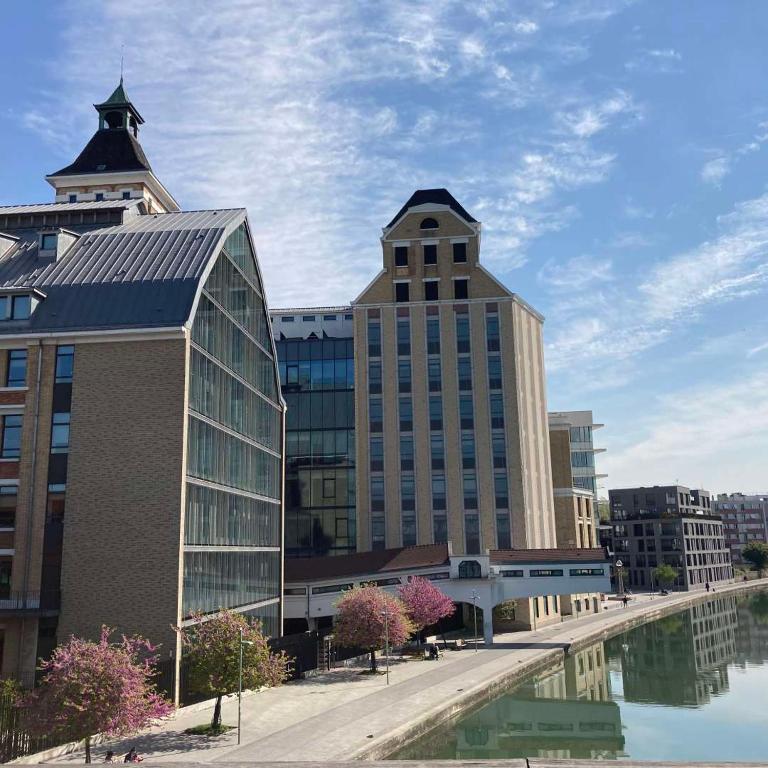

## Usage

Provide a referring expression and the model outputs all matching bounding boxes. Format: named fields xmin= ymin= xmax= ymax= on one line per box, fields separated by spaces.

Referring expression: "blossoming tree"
xmin=22 ymin=627 xmax=173 ymax=763
xmin=398 ymin=576 xmax=455 ymax=642
xmin=332 ymin=585 xmax=413 ymax=672
xmin=181 ymin=610 xmax=289 ymax=731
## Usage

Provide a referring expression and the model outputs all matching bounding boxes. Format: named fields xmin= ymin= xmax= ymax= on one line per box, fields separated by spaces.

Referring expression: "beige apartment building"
xmin=352 ymin=190 xmax=556 ymax=557
xmin=0 ymin=82 xmax=283 ymax=693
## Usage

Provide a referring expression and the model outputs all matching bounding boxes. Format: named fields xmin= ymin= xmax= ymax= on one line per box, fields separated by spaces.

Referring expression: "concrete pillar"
xmin=483 ymin=606 xmax=494 ymax=646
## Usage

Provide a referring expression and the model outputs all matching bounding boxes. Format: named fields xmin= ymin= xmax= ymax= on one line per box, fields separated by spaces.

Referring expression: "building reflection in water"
xmin=613 ymin=595 xmax=738 ymax=707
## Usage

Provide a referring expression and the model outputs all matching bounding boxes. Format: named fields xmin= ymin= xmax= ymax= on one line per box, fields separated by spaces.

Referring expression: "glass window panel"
xmin=461 ymin=433 xmax=475 ymax=469
xmin=428 ymin=358 xmax=442 ymax=392
xmin=456 ymin=316 xmax=471 ymax=353
xmin=55 ymin=346 xmax=74 ymax=384
xmin=50 ymin=412 xmax=70 ymax=453
xmin=1 ymin=415 xmax=22 ymax=459
xmin=426 ymin=317 xmax=441 ymax=354
xmin=397 ymin=318 xmax=411 ymax=355
xmin=6 ymin=350 xmax=27 ymax=388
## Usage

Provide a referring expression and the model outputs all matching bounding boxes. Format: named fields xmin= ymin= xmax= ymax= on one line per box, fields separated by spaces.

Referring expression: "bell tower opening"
xmin=104 ymin=110 xmax=123 ymax=129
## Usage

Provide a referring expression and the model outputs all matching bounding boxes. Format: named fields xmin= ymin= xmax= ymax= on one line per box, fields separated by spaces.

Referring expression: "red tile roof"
xmin=491 ymin=547 xmax=607 ymax=564
xmin=284 ymin=543 xmax=450 ymax=583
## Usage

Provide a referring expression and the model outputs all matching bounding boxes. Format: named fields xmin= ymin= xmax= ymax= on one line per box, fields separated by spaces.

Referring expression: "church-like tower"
xmin=46 ymin=79 xmax=179 ymax=213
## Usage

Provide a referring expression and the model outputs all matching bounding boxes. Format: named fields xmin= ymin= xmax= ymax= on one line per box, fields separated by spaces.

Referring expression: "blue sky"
xmin=1 ymin=0 xmax=767 ymax=495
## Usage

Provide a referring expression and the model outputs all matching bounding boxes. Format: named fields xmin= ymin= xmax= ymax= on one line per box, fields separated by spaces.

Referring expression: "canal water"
xmin=391 ymin=591 xmax=768 ymax=762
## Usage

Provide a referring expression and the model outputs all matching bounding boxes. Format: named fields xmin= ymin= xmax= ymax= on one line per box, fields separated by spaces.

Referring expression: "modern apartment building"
xmin=608 ymin=486 xmax=732 ymax=590
xmin=0 ymin=82 xmax=284 ymax=691
xmin=271 ymin=309 xmax=355 ymax=558
xmin=353 ymin=189 xmax=556 ymax=556
xmin=714 ymin=493 xmax=768 ymax=564
xmin=548 ymin=410 xmax=605 ymax=506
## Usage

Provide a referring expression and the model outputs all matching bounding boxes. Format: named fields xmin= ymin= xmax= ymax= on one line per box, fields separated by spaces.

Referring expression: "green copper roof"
xmin=101 ymin=78 xmax=129 ymax=106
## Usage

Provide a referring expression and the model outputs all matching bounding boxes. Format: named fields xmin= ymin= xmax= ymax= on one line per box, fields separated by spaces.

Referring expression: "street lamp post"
xmin=471 ymin=590 xmax=479 ymax=653
xmin=380 ymin=608 xmax=391 ymax=685
xmin=615 ymin=559 xmax=624 ymax=597
xmin=238 ymin=628 xmax=254 ymax=746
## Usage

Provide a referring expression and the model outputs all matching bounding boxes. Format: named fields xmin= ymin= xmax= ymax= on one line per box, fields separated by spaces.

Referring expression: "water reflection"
xmin=393 ymin=592 xmax=768 ymax=761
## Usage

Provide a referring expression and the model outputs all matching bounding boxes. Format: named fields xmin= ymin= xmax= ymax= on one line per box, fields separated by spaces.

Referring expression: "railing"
xmin=0 ymin=591 xmax=60 ymax=612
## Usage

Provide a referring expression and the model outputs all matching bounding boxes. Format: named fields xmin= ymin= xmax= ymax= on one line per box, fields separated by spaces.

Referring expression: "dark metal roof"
xmin=490 ymin=548 xmax=608 ymax=565
xmin=386 ymin=188 xmax=478 ymax=228
xmin=0 ymin=201 xmax=138 ymax=216
xmin=0 ymin=208 xmax=246 ymax=334
xmin=284 ymin=544 xmax=450 ymax=583
xmin=49 ymin=129 xmax=152 ymax=177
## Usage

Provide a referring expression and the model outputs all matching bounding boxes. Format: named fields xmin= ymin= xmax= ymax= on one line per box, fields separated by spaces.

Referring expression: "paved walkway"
xmin=46 ymin=580 xmax=768 ymax=764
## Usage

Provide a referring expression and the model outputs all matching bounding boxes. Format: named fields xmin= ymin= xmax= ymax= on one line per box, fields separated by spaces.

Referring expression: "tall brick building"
xmin=0 ymin=82 xmax=283 ymax=691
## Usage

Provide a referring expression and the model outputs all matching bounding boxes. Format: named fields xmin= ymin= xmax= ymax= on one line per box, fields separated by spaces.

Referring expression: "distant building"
xmin=714 ymin=493 xmax=768 ymax=564
xmin=0 ymin=82 xmax=284 ymax=693
xmin=548 ymin=410 xmax=605 ymax=507
xmin=607 ymin=485 xmax=732 ymax=590
xmin=271 ymin=309 xmax=356 ymax=557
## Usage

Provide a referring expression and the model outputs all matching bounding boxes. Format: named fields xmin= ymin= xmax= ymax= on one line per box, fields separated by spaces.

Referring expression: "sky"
xmin=1 ymin=0 xmax=767 ymax=496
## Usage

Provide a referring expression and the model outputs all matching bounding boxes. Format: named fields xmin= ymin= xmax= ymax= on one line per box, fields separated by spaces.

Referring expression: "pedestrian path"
xmin=47 ymin=580 xmax=768 ymax=764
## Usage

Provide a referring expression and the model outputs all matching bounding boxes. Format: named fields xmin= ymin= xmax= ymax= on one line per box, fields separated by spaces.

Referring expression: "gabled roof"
xmin=0 ymin=208 xmax=246 ymax=334
xmin=49 ymin=129 xmax=152 ymax=177
xmin=386 ymin=188 xmax=478 ymax=228
xmin=284 ymin=543 xmax=450 ymax=583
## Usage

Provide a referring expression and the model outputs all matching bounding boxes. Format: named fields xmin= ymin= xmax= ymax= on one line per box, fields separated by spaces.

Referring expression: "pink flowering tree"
xmin=398 ymin=576 xmax=456 ymax=642
xmin=332 ymin=585 xmax=413 ymax=672
xmin=22 ymin=627 xmax=172 ymax=763
xmin=180 ymin=610 xmax=289 ymax=731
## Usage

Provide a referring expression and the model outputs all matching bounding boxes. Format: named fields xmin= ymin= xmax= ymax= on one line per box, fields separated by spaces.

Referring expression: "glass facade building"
xmin=186 ymin=224 xmax=283 ymax=637
xmin=272 ymin=310 xmax=356 ymax=557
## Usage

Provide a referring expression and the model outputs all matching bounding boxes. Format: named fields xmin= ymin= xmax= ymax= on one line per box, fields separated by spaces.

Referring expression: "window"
xmin=322 ymin=477 xmax=336 ymax=498
xmin=122 ymin=191 xmax=131 ymax=200
xmin=395 ymin=282 xmax=409 ymax=302
xmin=50 ymin=412 xmax=70 ymax=453
xmin=368 ymin=320 xmax=381 ymax=357
xmin=369 ymin=398 xmax=383 ymax=433
xmin=281 ymin=316 xmax=294 ymax=322
xmin=463 ymin=471 xmax=477 ymax=509
xmin=423 ymin=244 xmax=437 ymax=265
xmin=0 ymin=486 xmax=17 ymax=528
xmin=1 ymin=415 xmax=22 ymax=459
xmin=401 ymin=473 xmax=415 ymax=511
xmin=371 ymin=476 xmax=385 ymax=511
xmin=6 ymin=350 xmax=27 ymax=388
xmin=424 ymin=280 xmax=439 ymax=301
xmin=433 ymin=515 xmax=448 ymax=544
xmin=68 ymin=194 xmax=77 ymax=203
xmin=95 ymin=192 xmax=105 ymax=202
xmin=55 ymin=345 xmax=75 ymax=383
xmin=490 ymin=393 xmax=504 ymax=428
xmin=530 ymin=569 xmax=564 ymax=577
xmin=486 ymin=314 xmax=500 ymax=351
xmin=397 ymin=318 xmax=411 ymax=355
xmin=465 ymin=515 xmax=481 ymax=554
xmin=323 ymin=314 xmax=336 ymax=321
xmin=11 ymin=295 xmax=31 ymax=320
xmin=399 ymin=397 xmax=412 ymax=431
xmin=461 ymin=433 xmax=475 ymax=469
xmin=302 ymin=315 xmax=315 ymax=322
xmin=459 ymin=394 xmax=474 ymax=429
xmin=492 ymin=434 xmax=507 ymax=468
xmin=394 ymin=246 xmax=408 ymax=267
xmin=370 ymin=436 xmax=384 ymax=471
xmin=458 ymin=358 xmax=472 ymax=390
xmin=41 ymin=233 xmax=58 ymax=251
xmin=570 ymin=568 xmax=605 ymax=576
xmin=488 ymin=356 xmax=502 ymax=389
xmin=344 ymin=313 xmax=353 ymax=320
xmin=453 ymin=242 xmax=467 ymax=263
xmin=312 ymin=583 xmax=353 ymax=595
xmin=570 ymin=426 xmax=592 ymax=443
xmin=501 ymin=569 xmax=523 ymax=577
xmin=420 ymin=217 xmax=439 ymax=229
xmin=400 ymin=435 xmax=414 ymax=471
xmin=571 ymin=450 xmax=595 ymax=468
xmin=429 ymin=395 xmax=443 ymax=430
xmin=398 ymin=360 xmax=411 ymax=393
xmin=428 ymin=358 xmax=442 ymax=392
xmin=494 ymin=473 xmax=509 ymax=508
xmin=454 ymin=279 xmax=469 ymax=300
xmin=456 ymin=316 xmax=470 ymax=353
xmin=497 ymin=513 xmax=511 ymax=549
xmin=426 ymin=317 xmax=441 ymax=354
xmin=368 ymin=361 xmax=382 ymax=394
xmin=432 ymin=474 xmax=446 ymax=510
xmin=458 ymin=560 xmax=481 ymax=579
xmin=430 ymin=433 xmax=444 ymax=470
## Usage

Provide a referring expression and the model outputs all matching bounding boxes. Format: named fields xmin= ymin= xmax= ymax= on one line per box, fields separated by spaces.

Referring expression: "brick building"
xmin=0 ymin=82 xmax=283 ymax=693
xmin=714 ymin=493 xmax=768 ymax=564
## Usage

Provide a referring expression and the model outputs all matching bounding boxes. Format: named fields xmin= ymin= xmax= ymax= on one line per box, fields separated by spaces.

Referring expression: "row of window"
xmin=277 ymin=313 xmax=353 ymax=323
xmin=393 ymin=241 xmax=467 ymax=267
xmin=500 ymin=567 xmax=605 ymax=577
xmin=1 ymin=412 xmax=71 ymax=459
xmin=67 ymin=191 xmax=132 ymax=204
xmin=394 ymin=278 xmax=468 ymax=303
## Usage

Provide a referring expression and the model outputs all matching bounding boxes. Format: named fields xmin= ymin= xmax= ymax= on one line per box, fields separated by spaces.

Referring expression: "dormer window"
xmin=40 ymin=233 xmax=58 ymax=251
xmin=420 ymin=217 xmax=439 ymax=230
xmin=68 ymin=194 xmax=77 ymax=203
xmin=95 ymin=192 xmax=105 ymax=202
xmin=0 ymin=294 xmax=33 ymax=321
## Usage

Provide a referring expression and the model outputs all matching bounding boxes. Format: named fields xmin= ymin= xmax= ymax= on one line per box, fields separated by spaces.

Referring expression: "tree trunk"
xmin=370 ymin=649 xmax=377 ymax=672
xmin=84 ymin=735 xmax=91 ymax=764
xmin=212 ymin=694 xmax=223 ymax=729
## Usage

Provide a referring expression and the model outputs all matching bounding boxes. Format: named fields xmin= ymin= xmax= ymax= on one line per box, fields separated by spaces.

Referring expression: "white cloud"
xmin=747 ymin=340 xmax=768 ymax=358
xmin=558 ymin=90 xmax=640 ymax=138
xmin=514 ymin=20 xmax=539 ymax=34
xmin=538 ymin=254 xmax=613 ymax=291
xmin=700 ymin=156 xmax=730 ymax=186
xmin=625 ymin=47 xmax=683 ymax=73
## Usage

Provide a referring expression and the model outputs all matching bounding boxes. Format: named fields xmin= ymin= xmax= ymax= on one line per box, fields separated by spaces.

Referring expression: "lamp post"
xmin=238 ymin=628 xmax=254 ymax=746
xmin=471 ymin=590 xmax=479 ymax=653
xmin=615 ymin=559 xmax=624 ymax=597
xmin=380 ymin=608 xmax=392 ymax=685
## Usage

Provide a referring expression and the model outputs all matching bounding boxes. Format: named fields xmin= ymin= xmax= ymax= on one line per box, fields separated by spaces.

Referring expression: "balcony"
xmin=0 ymin=591 xmax=60 ymax=614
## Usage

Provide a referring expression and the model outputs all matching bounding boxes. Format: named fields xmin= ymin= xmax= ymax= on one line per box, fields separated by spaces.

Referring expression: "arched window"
xmin=458 ymin=560 xmax=481 ymax=579
xmin=420 ymin=217 xmax=439 ymax=230
xmin=104 ymin=110 xmax=123 ymax=129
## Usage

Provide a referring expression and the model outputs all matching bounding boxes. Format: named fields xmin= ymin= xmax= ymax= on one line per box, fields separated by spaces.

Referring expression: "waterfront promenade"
xmin=44 ymin=580 xmax=768 ymax=765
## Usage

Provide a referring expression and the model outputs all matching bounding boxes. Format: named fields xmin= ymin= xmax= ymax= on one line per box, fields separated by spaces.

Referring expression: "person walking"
xmin=621 ymin=595 xmax=629 ymax=608
xmin=705 ymin=581 xmax=710 ymax=592
xmin=104 ymin=752 xmax=115 ymax=763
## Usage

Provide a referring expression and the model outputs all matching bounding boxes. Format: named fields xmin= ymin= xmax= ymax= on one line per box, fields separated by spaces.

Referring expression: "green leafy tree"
xmin=653 ymin=563 xmax=678 ymax=590
xmin=742 ymin=541 xmax=768 ymax=577
xmin=180 ymin=610 xmax=289 ymax=730
xmin=21 ymin=627 xmax=172 ymax=763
